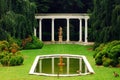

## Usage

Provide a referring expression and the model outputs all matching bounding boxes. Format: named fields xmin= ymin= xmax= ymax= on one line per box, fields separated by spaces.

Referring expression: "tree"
xmin=0 ymin=0 xmax=37 ymax=40
xmin=33 ymin=0 xmax=93 ymax=13
xmin=90 ymin=0 xmax=120 ymax=43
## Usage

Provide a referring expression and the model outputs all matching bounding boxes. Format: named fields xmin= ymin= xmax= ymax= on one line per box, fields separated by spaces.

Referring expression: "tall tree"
xmin=90 ymin=0 xmax=120 ymax=43
xmin=0 ymin=0 xmax=37 ymax=40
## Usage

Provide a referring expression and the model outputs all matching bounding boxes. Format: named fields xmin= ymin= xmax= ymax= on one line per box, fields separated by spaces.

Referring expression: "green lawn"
xmin=0 ymin=44 xmax=120 ymax=80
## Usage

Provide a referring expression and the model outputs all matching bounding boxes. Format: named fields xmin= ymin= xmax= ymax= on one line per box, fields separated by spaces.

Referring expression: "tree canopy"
xmin=0 ymin=0 xmax=36 ymax=40
xmin=90 ymin=0 xmax=120 ymax=43
xmin=33 ymin=0 xmax=93 ymax=13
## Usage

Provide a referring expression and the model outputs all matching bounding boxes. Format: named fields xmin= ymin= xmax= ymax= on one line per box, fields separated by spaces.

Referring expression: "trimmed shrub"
xmin=9 ymin=56 xmax=17 ymax=66
xmin=93 ymin=42 xmax=101 ymax=50
xmin=110 ymin=59 xmax=119 ymax=67
xmin=16 ymin=55 xmax=24 ymax=65
xmin=9 ymin=55 xmax=24 ymax=66
xmin=95 ymin=51 xmax=104 ymax=65
xmin=102 ymin=57 xmax=112 ymax=67
xmin=93 ymin=43 xmax=105 ymax=58
xmin=110 ymin=45 xmax=120 ymax=58
xmin=1 ymin=56 xmax=10 ymax=66
xmin=0 ymin=41 xmax=9 ymax=52
xmin=94 ymin=40 xmax=120 ymax=67
xmin=95 ymin=58 xmax=103 ymax=65
xmin=23 ymin=36 xmax=44 ymax=49
xmin=0 ymin=52 xmax=24 ymax=66
xmin=0 ymin=40 xmax=24 ymax=66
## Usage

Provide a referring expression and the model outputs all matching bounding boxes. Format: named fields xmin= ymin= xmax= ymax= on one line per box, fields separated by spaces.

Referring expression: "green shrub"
xmin=93 ymin=42 xmax=101 ymax=50
xmin=14 ymin=39 xmax=22 ymax=48
xmin=102 ymin=57 xmax=112 ymax=67
xmin=9 ymin=55 xmax=24 ymax=66
xmin=0 ymin=54 xmax=10 ymax=66
xmin=110 ymin=45 xmax=120 ymax=58
xmin=93 ymin=43 xmax=105 ymax=58
xmin=110 ymin=59 xmax=119 ymax=67
xmin=0 ymin=41 xmax=9 ymax=52
xmin=94 ymin=40 xmax=120 ymax=67
xmin=9 ymin=43 xmax=20 ymax=54
xmin=0 ymin=52 xmax=24 ymax=66
xmin=0 ymin=40 xmax=24 ymax=66
xmin=9 ymin=56 xmax=17 ymax=66
xmin=0 ymin=53 xmax=4 ymax=60
xmin=95 ymin=58 xmax=103 ymax=65
xmin=24 ymin=36 xmax=44 ymax=49
xmin=16 ymin=55 xmax=24 ymax=65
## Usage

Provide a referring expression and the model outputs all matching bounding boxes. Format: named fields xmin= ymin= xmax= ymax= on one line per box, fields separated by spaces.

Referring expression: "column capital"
xmin=79 ymin=18 xmax=82 ymax=20
xmin=52 ymin=18 xmax=55 ymax=20
xmin=39 ymin=18 xmax=43 ymax=21
xmin=66 ymin=18 xmax=70 ymax=20
xmin=85 ymin=17 xmax=89 ymax=20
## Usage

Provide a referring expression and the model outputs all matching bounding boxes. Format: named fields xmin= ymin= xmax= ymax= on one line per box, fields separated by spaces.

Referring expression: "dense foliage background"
xmin=30 ymin=0 xmax=93 ymax=13
xmin=0 ymin=0 xmax=36 ymax=40
xmin=90 ymin=0 xmax=120 ymax=43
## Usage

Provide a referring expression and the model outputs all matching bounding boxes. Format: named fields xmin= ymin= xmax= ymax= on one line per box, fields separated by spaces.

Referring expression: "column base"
xmin=66 ymin=40 xmax=70 ymax=43
xmin=51 ymin=40 xmax=55 ymax=43
xmin=79 ymin=40 xmax=83 ymax=43
xmin=83 ymin=42 xmax=88 ymax=45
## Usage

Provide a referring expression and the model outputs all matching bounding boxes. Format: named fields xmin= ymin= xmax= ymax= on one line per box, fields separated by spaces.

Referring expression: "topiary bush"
xmin=94 ymin=40 xmax=120 ymax=67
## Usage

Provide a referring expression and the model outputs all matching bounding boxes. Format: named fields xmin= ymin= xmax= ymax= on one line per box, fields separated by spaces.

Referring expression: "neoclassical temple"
xmin=34 ymin=13 xmax=90 ymax=43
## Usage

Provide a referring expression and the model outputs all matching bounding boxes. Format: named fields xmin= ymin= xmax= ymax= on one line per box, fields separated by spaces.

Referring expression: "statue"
xmin=58 ymin=26 xmax=63 ymax=42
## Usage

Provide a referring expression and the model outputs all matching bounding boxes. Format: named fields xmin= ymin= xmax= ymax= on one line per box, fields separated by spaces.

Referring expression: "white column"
xmin=79 ymin=58 xmax=82 ymax=73
xmin=39 ymin=19 xmax=42 ymax=41
xmin=52 ymin=19 xmax=55 ymax=42
xmin=52 ymin=57 xmax=54 ymax=74
xmin=85 ymin=18 xmax=88 ymax=43
xmin=66 ymin=18 xmax=70 ymax=42
xmin=39 ymin=59 xmax=42 ymax=73
xmin=67 ymin=57 xmax=69 ymax=74
xmin=79 ymin=19 xmax=82 ymax=42
xmin=34 ymin=27 xmax=36 ymax=36
xmin=85 ymin=65 xmax=87 ymax=73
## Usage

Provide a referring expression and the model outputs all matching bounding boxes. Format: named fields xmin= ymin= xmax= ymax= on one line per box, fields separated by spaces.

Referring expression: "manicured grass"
xmin=0 ymin=44 xmax=120 ymax=80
